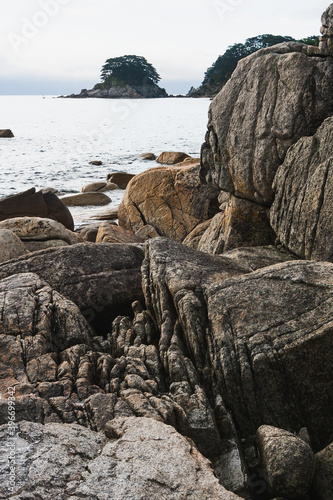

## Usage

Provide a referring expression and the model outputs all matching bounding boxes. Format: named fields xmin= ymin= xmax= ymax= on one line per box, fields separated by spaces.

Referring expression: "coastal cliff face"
xmin=1 ymin=5 xmax=333 ymax=500
xmin=67 ymin=81 xmax=168 ymax=98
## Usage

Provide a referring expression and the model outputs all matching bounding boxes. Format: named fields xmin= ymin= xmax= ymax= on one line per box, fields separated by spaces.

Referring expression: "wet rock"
xmin=106 ymin=172 xmax=134 ymax=189
xmin=118 ymin=163 xmax=219 ymax=242
xmin=96 ymin=222 xmax=144 ymax=244
xmin=81 ymin=182 xmax=118 ymax=193
xmin=157 ymin=151 xmax=191 ymax=164
xmin=201 ymin=42 xmax=333 ymax=206
xmin=140 ymin=152 xmax=156 ymax=160
xmin=270 ymin=116 xmax=333 ymax=261
xmin=0 ymin=229 xmax=29 ymax=263
xmin=60 ymin=192 xmax=111 ymax=206
xmin=0 ymin=188 xmax=74 ymax=231
xmin=0 ymin=129 xmax=14 ymax=137
xmin=0 ymin=418 xmax=242 ymax=500
xmin=0 ymin=243 xmax=144 ymax=334
xmin=89 ymin=160 xmax=103 ymax=165
xmin=257 ymin=425 xmax=315 ymax=498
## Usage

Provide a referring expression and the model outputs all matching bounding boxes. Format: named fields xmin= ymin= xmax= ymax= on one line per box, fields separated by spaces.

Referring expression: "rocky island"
xmin=66 ymin=54 xmax=168 ymax=99
xmin=0 ymin=4 xmax=333 ymax=499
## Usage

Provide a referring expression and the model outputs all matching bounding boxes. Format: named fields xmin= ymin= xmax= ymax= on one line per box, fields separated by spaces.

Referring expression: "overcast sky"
xmin=0 ymin=0 xmax=329 ymax=95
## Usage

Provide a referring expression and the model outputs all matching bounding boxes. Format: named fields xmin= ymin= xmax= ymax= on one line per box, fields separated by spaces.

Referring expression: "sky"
xmin=0 ymin=0 xmax=330 ymax=95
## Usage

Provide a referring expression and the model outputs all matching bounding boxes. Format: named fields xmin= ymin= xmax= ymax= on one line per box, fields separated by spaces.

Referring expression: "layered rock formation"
xmin=0 ymin=5 xmax=332 ymax=499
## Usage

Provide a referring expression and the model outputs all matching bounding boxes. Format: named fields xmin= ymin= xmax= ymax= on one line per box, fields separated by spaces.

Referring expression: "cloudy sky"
xmin=0 ymin=0 xmax=329 ymax=95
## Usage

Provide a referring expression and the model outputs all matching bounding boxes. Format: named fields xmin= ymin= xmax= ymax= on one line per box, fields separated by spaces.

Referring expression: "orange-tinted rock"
xmin=118 ymin=163 xmax=219 ymax=242
xmin=96 ymin=223 xmax=144 ymax=244
xmin=106 ymin=172 xmax=134 ymax=189
xmin=156 ymin=152 xmax=191 ymax=165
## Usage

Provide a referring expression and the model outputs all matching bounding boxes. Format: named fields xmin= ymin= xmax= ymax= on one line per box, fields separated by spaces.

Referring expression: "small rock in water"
xmin=0 ymin=129 xmax=14 ymax=138
xmin=106 ymin=172 xmax=134 ymax=189
xmin=60 ymin=192 xmax=111 ymax=206
xmin=89 ymin=160 xmax=103 ymax=166
xmin=140 ymin=152 xmax=156 ymax=160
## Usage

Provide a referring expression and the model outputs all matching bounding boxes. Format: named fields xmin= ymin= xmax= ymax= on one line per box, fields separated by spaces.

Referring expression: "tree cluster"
xmin=100 ymin=55 xmax=161 ymax=87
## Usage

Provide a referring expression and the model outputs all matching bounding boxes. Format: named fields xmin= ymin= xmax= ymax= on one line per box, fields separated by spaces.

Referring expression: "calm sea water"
xmin=0 ymin=96 xmax=210 ymax=224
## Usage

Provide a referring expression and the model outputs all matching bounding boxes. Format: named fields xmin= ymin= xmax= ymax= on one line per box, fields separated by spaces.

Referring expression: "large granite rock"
xmin=60 ymin=192 xmax=111 ymax=206
xmin=257 ymin=425 xmax=315 ymax=498
xmin=270 ymin=116 xmax=333 ymax=261
xmin=0 ymin=243 xmax=144 ymax=333
xmin=156 ymin=151 xmax=191 ymax=164
xmin=200 ymin=42 xmax=333 ymax=207
xmin=96 ymin=222 xmax=144 ymax=244
xmin=0 ymin=418 xmax=241 ymax=500
xmin=143 ymin=238 xmax=333 ymax=455
xmin=0 ymin=188 xmax=74 ymax=231
xmin=118 ymin=163 xmax=219 ymax=242
xmin=320 ymin=3 xmax=333 ymax=54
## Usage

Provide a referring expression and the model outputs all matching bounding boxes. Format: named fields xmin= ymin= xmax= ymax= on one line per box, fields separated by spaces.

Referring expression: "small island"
xmin=66 ymin=55 xmax=168 ymax=99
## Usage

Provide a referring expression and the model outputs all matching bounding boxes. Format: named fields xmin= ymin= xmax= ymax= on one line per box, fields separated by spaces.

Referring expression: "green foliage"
xmin=199 ymin=34 xmax=320 ymax=95
xmin=101 ymin=55 xmax=161 ymax=86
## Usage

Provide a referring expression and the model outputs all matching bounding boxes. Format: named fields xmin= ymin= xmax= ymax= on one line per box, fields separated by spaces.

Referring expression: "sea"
xmin=0 ymin=95 xmax=210 ymax=225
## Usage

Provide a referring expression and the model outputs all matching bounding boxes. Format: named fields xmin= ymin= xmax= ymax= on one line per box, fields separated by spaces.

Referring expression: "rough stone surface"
xmin=118 ymin=164 xmax=219 ymax=242
xmin=311 ymin=441 xmax=333 ymax=500
xmin=200 ymin=42 xmax=333 ymax=206
xmin=0 ymin=229 xmax=29 ymax=263
xmin=143 ymin=239 xmax=333 ymax=454
xmin=0 ymin=243 xmax=144 ymax=333
xmin=106 ymin=172 xmax=134 ymax=189
xmin=69 ymin=82 xmax=168 ymax=99
xmin=140 ymin=152 xmax=156 ymax=160
xmin=221 ymin=245 xmax=297 ymax=272
xmin=0 ymin=217 xmax=80 ymax=250
xmin=60 ymin=192 xmax=111 ymax=206
xmin=81 ymin=182 xmax=118 ymax=193
xmin=0 ymin=418 xmax=242 ymax=500
xmin=96 ymin=222 xmax=144 ymax=244
xmin=197 ymin=194 xmax=276 ymax=254
xmin=135 ymin=224 xmax=160 ymax=240
xmin=257 ymin=425 xmax=315 ymax=497
xmin=0 ymin=188 xmax=74 ymax=231
xmin=156 ymin=151 xmax=191 ymax=164
xmin=270 ymin=116 xmax=333 ymax=261
xmin=320 ymin=3 xmax=333 ymax=54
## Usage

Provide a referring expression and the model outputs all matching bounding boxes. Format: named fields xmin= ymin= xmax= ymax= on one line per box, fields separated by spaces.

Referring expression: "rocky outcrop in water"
xmin=67 ymin=82 xmax=168 ymax=99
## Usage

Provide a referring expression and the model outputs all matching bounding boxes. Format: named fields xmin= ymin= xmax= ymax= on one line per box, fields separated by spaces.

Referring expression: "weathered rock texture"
xmin=68 ymin=82 xmax=168 ymax=99
xmin=0 ymin=418 xmax=241 ymax=500
xmin=200 ymin=43 xmax=333 ymax=207
xmin=118 ymin=163 xmax=219 ymax=241
xmin=143 ymin=238 xmax=333 ymax=456
xmin=0 ymin=217 xmax=81 ymax=252
xmin=106 ymin=172 xmax=134 ymax=189
xmin=0 ymin=243 xmax=144 ymax=333
xmin=197 ymin=194 xmax=276 ymax=254
xmin=270 ymin=116 xmax=333 ymax=261
xmin=96 ymin=222 xmax=144 ymax=244
xmin=0 ymin=188 xmax=74 ymax=231
xmin=0 ymin=229 xmax=29 ymax=263
xmin=257 ymin=425 xmax=315 ymax=497
xmin=320 ymin=3 xmax=333 ymax=54
xmin=311 ymin=441 xmax=333 ymax=500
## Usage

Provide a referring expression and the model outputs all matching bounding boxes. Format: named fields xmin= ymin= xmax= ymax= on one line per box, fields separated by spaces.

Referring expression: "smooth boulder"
xmin=0 ymin=188 xmax=74 ymax=231
xmin=60 ymin=192 xmax=111 ymax=206
xmin=156 ymin=151 xmax=191 ymax=164
xmin=0 ymin=129 xmax=14 ymax=138
xmin=106 ymin=172 xmax=134 ymax=189
xmin=118 ymin=163 xmax=219 ymax=242
xmin=270 ymin=116 xmax=333 ymax=261
xmin=96 ymin=222 xmax=144 ymax=244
